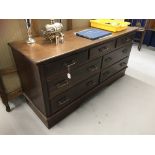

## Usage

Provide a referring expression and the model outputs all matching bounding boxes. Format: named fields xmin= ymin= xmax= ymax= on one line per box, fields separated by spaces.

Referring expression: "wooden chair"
xmin=0 ymin=66 xmax=22 ymax=112
xmin=134 ymin=19 xmax=149 ymax=51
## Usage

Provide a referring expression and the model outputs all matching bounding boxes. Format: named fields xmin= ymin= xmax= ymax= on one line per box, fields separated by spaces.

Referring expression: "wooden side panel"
xmin=12 ymin=48 xmax=48 ymax=116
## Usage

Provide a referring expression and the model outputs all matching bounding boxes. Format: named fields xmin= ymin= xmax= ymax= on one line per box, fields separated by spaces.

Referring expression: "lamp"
xmin=25 ymin=19 xmax=36 ymax=44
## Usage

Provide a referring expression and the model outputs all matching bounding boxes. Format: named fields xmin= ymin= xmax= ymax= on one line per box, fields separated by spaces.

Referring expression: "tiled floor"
xmin=0 ymin=44 xmax=155 ymax=134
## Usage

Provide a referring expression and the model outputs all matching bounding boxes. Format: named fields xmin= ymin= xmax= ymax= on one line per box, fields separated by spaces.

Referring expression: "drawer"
xmin=47 ymin=58 xmax=102 ymax=98
xmin=116 ymin=33 xmax=134 ymax=48
xmin=101 ymin=68 xmax=126 ymax=87
xmin=50 ymin=74 xmax=99 ymax=113
xmin=100 ymin=57 xmax=128 ymax=82
xmin=89 ymin=40 xmax=116 ymax=59
xmin=102 ymin=44 xmax=132 ymax=69
xmin=44 ymin=50 xmax=88 ymax=77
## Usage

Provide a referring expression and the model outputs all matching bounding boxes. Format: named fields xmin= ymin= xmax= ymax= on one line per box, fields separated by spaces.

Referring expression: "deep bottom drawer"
xmin=101 ymin=68 xmax=126 ymax=87
xmin=50 ymin=74 xmax=100 ymax=113
xmin=100 ymin=57 xmax=128 ymax=82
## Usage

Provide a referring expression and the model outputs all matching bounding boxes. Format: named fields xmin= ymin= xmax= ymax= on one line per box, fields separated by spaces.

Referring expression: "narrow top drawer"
xmin=89 ymin=40 xmax=116 ymax=59
xmin=116 ymin=33 xmax=134 ymax=48
xmin=44 ymin=50 xmax=88 ymax=77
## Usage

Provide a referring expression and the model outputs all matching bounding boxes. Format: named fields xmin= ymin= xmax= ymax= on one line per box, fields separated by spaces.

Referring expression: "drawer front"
xmin=50 ymin=74 xmax=99 ymax=113
xmin=101 ymin=68 xmax=126 ymax=87
xmin=102 ymin=44 xmax=132 ymax=69
xmin=116 ymin=33 xmax=134 ymax=48
xmin=47 ymin=58 xmax=102 ymax=98
xmin=100 ymin=57 xmax=129 ymax=82
xmin=45 ymin=50 xmax=88 ymax=77
xmin=89 ymin=40 xmax=116 ymax=59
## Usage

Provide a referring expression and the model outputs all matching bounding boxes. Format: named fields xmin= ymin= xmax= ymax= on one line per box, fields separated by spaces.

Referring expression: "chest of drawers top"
xmin=8 ymin=27 xmax=137 ymax=64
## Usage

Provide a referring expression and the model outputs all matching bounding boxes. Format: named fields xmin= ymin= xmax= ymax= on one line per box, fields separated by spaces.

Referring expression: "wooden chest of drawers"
xmin=9 ymin=27 xmax=137 ymax=128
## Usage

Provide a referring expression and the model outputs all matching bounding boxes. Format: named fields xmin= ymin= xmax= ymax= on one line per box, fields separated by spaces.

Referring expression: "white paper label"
xmin=67 ymin=73 xmax=71 ymax=79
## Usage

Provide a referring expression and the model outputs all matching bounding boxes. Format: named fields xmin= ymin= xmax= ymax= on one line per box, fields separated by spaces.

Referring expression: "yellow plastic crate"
xmin=90 ymin=19 xmax=130 ymax=32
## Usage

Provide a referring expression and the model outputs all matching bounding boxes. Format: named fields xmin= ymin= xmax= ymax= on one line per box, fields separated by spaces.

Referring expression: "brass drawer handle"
xmin=122 ymin=37 xmax=131 ymax=42
xmin=56 ymin=80 xmax=68 ymax=89
xmin=104 ymin=57 xmax=112 ymax=62
xmin=64 ymin=59 xmax=77 ymax=67
xmin=88 ymin=65 xmax=98 ymax=72
xmin=99 ymin=46 xmax=110 ymax=52
xmin=120 ymin=62 xmax=127 ymax=67
xmin=58 ymin=97 xmax=70 ymax=105
xmin=87 ymin=80 xmax=96 ymax=86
